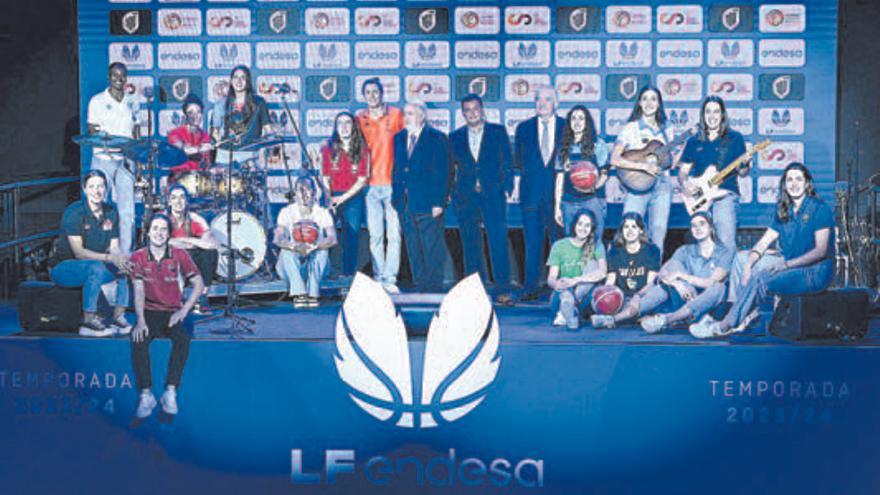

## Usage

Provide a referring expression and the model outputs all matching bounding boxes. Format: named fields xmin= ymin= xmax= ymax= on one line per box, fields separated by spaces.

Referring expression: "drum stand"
xmin=198 ymin=139 xmax=255 ymax=336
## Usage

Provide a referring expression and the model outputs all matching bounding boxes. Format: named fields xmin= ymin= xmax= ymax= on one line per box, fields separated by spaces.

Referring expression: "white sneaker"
xmin=383 ymin=283 xmax=400 ymax=294
xmin=591 ymin=314 xmax=616 ymax=329
xmin=136 ymin=390 xmax=157 ymax=418
xmin=689 ymin=314 xmax=718 ymax=339
xmin=552 ymin=312 xmax=566 ymax=326
xmin=640 ymin=315 xmax=667 ymax=334
xmin=78 ymin=315 xmax=115 ymax=338
xmin=161 ymin=387 xmax=178 ymax=415
xmin=110 ymin=314 xmax=132 ymax=336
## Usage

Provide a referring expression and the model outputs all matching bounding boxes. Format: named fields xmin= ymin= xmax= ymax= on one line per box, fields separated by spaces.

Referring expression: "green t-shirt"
xmin=546 ymin=238 xmax=605 ymax=279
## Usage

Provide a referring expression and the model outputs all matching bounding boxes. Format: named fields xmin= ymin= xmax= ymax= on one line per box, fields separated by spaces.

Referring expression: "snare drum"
xmin=210 ymin=211 xmax=267 ymax=281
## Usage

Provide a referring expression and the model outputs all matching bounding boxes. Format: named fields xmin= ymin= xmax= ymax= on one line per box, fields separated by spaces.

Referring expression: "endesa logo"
xmin=504 ymin=6 xmax=551 ymax=34
xmin=157 ymin=43 xmax=202 ymax=70
xmin=555 ymin=40 xmax=601 ymax=68
xmin=758 ymin=141 xmax=804 ymax=170
xmin=606 ymin=6 xmax=652 ymax=33
xmin=757 ymin=175 xmax=781 ymax=203
xmin=405 ymin=42 xmax=450 ymax=69
xmin=157 ymin=9 xmax=201 ymax=36
xmin=504 ymin=74 xmax=550 ymax=102
xmin=657 ymin=40 xmax=703 ymax=68
xmin=405 ymin=75 xmax=450 ymax=103
xmin=759 ymin=74 xmax=805 ymax=101
xmin=707 ymin=40 xmax=754 ymax=68
xmin=355 ymin=75 xmax=401 ymax=103
xmin=707 ymin=74 xmax=754 ymax=101
xmin=355 ymin=42 xmax=400 ymax=69
xmin=758 ymin=108 xmax=805 ymax=136
xmin=291 ymin=448 xmax=543 ymax=488
xmin=404 ymin=8 xmax=450 ymax=35
xmin=305 ymin=42 xmax=350 ymax=70
xmin=727 ymin=107 xmax=755 ymax=135
xmin=759 ymin=4 xmax=806 ymax=33
xmin=708 ymin=5 xmax=754 ymax=32
xmin=257 ymin=75 xmax=301 ymax=103
xmin=109 ymin=43 xmax=154 ymax=71
xmin=504 ymin=41 xmax=551 ymax=69
xmin=454 ymin=7 xmax=501 ymax=35
xmin=257 ymin=9 xmax=300 ymax=36
xmin=556 ymin=7 xmax=600 ymax=34
xmin=355 ymin=7 xmax=400 ymax=35
xmin=759 ymin=39 xmax=806 ymax=67
xmin=657 ymin=74 xmax=703 ymax=102
xmin=657 ymin=5 xmax=703 ymax=33
xmin=206 ymin=42 xmax=251 ymax=70
xmin=604 ymin=108 xmax=632 ymax=137
xmin=605 ymin=40 xmax=652 ymax=68
xmin=428 ymin=109 xmax=452 ymax=134
xmin=206 ymin=9 xmax=251 ymax=36
xmin=305 ymin=76 xmax=351 ymax=103
xmin=256 ymin=42 xmax=301 ymax=70
xmin=555 ymin=74 xmax=601 ymax=103
xmin=306 ymin=108 xmax=346 ymax=138
xmin=455 ymin=75 xmax=500 ymax=102
xmin=305 ymin=8 xmax=350 ymax=36
xmin=158 ymin=75 xmax=202 ymax=103
xmin=454 ymin=41 xmax=500 ymax=69
xmin=110 ymin=10 xmax=152 ymax=36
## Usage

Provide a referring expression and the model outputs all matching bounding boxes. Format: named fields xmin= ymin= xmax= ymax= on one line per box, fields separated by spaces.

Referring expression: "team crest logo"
xmin=569 ymin=8 xmax=589 ymax=32
xmin=172 ymin=78 xmax=190 ymax=101
xmin=619 ymin=76 xmax=638 ymax=100
xmin=663 ymin=78 xmax=682 ymax=97
xmin=335 ymin=274 xmax=500 ymax=429
xmin=313 ymin=13 xmax=330 ymax=30
xmin=419 ymin=9 xmax=437 ymax=32
xmin=213 ymin=79 xmax=230 ymax=100
xmin=163 ymin=13 xmax=182 ymax=31
xmin=772 ymin=76 xmax=791 ymax=99
xmin=613 ymin=10 xmax=632 ymax=28
xmin=319 ymin=77 xmax=338 ymax=101
xmin=461 ymin=11 xmax=480 ymax=29
xmin=722 ymin=7 xmax=741 ymax=31
xmin=468 ymin=76 xmax=488 ymax=97
xmin=766 ymin=9 xmax=785 ymax=27
xmin=122 ymin=11 xmax=140 ymax=35
xmin=270 ymin=11 xmax=288 ymax=34
xmin=512 ymin=79 xmax=531 ymax=97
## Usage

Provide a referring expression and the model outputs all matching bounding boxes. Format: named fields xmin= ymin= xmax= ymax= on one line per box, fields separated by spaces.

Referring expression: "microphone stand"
xmin=279 ymin=90 xmax=331 ymax=206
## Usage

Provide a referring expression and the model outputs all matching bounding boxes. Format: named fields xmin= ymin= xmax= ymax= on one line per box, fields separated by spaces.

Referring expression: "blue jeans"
xmin=550 ymin=282 xmax=596 ymax=322
xmin=335 ymin=190 xmax=365 ymax=276
xmin=561 ymin=197 xmax=606 ymax=242
xmin=50 ymin=259 xmax=129 ymax=312
xmin=365 ymin=185 xmax=401 ymax=285
xmin=638 ymin=281 xmax=727 ymax=322
xmin=727 ymin=250 xmax=784 ymax=302
xmin=521 ymin=199 xmax=561 ymax=293
xmin=623 ymin=174 xmax=672 ymax=258
xmin=276 ymin=249 xmax=329 ymax=298
xmin=723 ymin=258 xmax=834 ymax=328
xmin=91 ymin=154 xmax=134 ymax=253
xmin=710 ymin=193 xmax=739 ymax=251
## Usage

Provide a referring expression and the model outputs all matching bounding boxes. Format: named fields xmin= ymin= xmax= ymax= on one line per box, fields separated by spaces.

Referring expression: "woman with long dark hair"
xmin=166 ymin=184 xmax=219 ymax=314
xmin=691 ymin=163 xmax=836 ymax=338
xmin=677 ymin=95 xmax=750 ymax=250
xmin=546 ymin=209 xmax=608 ymax=330
xmin=210 ymin=65 xmax=272 ymax=162
xmin=610 ymin=85 xmax=677 ymax=257
xmin=554 ymin=105 xmax=611 ymax=240
xmin=321 ymin=111 xmax=370 ymax=277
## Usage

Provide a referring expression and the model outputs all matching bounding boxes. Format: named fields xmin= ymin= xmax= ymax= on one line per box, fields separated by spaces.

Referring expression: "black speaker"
xmin=18 ymin=281 xmax=83 ymax=333
xmin=769 ymin=288 xmax=870 ymax=341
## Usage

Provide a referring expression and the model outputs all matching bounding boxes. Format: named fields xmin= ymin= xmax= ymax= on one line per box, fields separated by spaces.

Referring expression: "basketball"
xmin=591 ymin=285 xmax=624 ymax=315
xmin=292 ymin=220 xmax=320 ymax=244
xmin=569 ymin=161 xmax=599 ymax=192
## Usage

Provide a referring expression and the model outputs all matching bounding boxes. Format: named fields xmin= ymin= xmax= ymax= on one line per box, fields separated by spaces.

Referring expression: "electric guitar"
xmin=682 ymin=140 xmax=771 ymax=215
xmin=616 ymin=128 xmax=696 ymax=193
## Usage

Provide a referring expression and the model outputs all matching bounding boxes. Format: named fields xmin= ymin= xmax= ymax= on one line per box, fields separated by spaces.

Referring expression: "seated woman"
xmin=608 ymin=212 xmax=732 ymax=333
xmin=167 ymin=95 xmax=212 ymax=183
xmin=691 ymin=162 xmax=836 ymax=338
xmin=50 ymin=170 xmax=131 ymax=337
xmin=591 ymin=212 xmax=661 ymax=329
xmin=274 ymin=177 xmax=338 ymax=309
xmin=547 ymin=209 xmax=607 ymax=330
xmin=166 ymin=184 xmax=219 ymax=314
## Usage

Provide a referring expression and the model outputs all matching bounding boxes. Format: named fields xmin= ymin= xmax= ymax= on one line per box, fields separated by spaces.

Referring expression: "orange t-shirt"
xmin=356 ymin=106 xmax=404 ymax=186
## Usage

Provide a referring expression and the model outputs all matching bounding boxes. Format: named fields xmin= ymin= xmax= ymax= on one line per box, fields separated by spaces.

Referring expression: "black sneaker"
xmin=79 ymin=315 xmax=114 ymax=338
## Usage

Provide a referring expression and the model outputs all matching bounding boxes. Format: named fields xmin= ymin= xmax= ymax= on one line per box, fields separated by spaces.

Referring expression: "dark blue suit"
xmin=449 ymin=122 xmax=513 ymax=291
xmin=514 ymin=115 xmax=565 ymax=294
xmin=392 ymin=125 xmax=452 ymax=291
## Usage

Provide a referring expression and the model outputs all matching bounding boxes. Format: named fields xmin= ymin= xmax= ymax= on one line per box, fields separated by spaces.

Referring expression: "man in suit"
xmin=392 ymin=101 xmax=452 ymax=291
xmin=449 ymin=94 xmax=514 ymax=293
xmin=500 ymin=85 xmax=566 ymax=303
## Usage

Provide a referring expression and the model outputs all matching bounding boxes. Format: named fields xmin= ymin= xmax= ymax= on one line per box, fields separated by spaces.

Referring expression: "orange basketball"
xmin=292 ymin=220 xmax=320 ymax=244
xmin=591 ymin=285 xmax=624 ymax=315
xmin=569 ymin=161 xmax=599 ymax=192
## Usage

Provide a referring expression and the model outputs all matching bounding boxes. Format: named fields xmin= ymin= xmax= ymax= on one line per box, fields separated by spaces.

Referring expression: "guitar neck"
xmin=709 ymin=146 xmax=762 ymax=187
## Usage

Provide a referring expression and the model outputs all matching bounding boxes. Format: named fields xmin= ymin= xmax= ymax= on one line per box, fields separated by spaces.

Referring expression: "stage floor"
xmin=3 ymin=299 xmax=879 ymax=346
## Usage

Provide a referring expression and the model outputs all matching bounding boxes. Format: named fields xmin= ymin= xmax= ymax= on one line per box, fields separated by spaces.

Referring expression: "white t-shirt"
xmin=87 ymin=88 xmax=140 ymax=139
xmin=276 ymin=203 xmax=334 ymax=241
xmin=615 ymin=118 xmax=675 ymax=151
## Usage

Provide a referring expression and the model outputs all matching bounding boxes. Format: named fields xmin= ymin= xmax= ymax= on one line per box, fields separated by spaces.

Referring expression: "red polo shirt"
xmin=130 ymin=246 xmax=199 ymax=312
xmin=321 ymin=144 xmax=368 ymax=194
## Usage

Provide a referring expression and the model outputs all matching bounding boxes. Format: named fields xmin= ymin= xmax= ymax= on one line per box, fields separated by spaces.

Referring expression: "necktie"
xmin=407 ymin=134 xmax=417 ymax=158
xmin=540 ymin=120 xmax=551 ymax=164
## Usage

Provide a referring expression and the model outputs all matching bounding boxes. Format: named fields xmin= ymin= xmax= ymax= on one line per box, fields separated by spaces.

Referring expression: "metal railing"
xmin=0 ymin=176 xmax=79 ymax=299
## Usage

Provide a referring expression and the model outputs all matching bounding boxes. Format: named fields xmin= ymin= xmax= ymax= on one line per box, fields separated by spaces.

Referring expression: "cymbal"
xmin=236 ymin=135 xmax=299 ymax=152
xmin=72 ymin=133 xmax=133 ymax=149
xmin=122 ymin=138 xmax=188 ymax=167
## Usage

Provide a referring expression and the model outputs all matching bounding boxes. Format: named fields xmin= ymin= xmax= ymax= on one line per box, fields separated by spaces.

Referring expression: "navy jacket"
xmin=392 ymin=125 xmax=452 ymax=215
xmin=514 ymin=115 xmax=565 ymax=208
xmin=449 ymin=122 xmax=513 ymax=205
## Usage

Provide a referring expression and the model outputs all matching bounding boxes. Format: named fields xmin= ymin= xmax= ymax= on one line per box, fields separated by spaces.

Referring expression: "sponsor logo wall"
xmin=80 ymin=0 xmax=837 ymax=227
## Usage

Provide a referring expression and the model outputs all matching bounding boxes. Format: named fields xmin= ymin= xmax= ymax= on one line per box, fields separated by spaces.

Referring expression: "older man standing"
xmin=391 ymin=101 xmax=452 ymax=292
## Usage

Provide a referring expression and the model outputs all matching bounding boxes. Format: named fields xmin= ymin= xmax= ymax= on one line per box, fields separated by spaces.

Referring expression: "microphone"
xmin=142 ymin=86 xmax=154 ymax=102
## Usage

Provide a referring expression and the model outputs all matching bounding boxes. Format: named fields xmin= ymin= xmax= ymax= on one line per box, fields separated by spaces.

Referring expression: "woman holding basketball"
xmin=554 ymin=105 xmax=611 ymax=239
xmin=547 ymin=209 xmax=608 ymax=330
xmin=591 ymin=212 xmax=661 ymax=328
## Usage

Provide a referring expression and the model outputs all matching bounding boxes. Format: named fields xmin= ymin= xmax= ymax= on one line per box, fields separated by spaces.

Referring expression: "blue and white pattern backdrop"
xmin=78 ymin=0 xmax=837 ymax=228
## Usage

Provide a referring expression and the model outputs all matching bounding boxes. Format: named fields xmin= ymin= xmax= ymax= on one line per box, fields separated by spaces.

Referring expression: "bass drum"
xmin=210 ymin=211 xmax=267 ymax=281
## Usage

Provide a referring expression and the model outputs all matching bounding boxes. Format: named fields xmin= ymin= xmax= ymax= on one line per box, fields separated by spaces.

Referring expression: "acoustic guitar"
xmin=616 ymin=128 xmax=695 ymax=193
xmin=682 ymin=140 xmax=771 ymax=215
